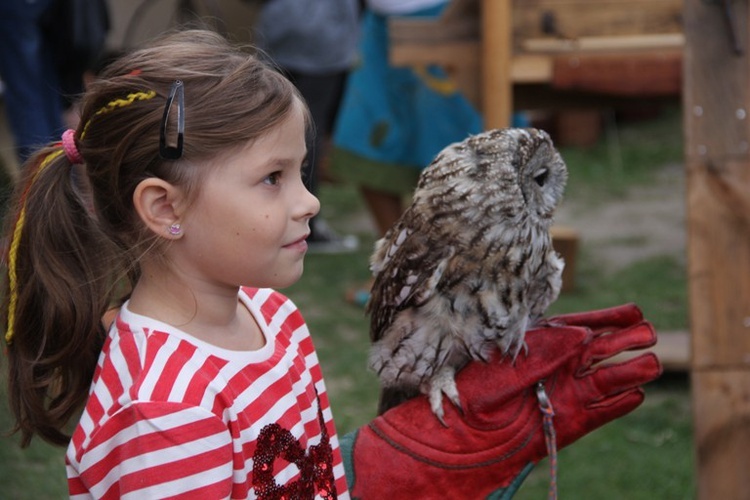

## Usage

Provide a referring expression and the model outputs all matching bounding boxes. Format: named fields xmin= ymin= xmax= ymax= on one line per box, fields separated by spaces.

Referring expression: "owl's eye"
xmin=533 ymin=169 xmax=549 ymax=187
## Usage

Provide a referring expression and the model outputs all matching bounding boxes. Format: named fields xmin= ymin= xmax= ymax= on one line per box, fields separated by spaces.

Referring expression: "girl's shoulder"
xmin=240 ymin=287 xmax=305 ymax=328
xmin=240 ymin=287 xmax=317 ymax=357
xmin=240 ymin=286 xmax=295 ymax=308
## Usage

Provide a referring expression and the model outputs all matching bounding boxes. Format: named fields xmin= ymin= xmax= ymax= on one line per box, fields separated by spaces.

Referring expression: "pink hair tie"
xmin=61 ymin=129 xmax=83 ymax=164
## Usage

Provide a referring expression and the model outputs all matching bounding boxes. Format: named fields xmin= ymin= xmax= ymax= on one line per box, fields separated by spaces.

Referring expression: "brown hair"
xmin=1 ymin=29 xmax=306 ymax=447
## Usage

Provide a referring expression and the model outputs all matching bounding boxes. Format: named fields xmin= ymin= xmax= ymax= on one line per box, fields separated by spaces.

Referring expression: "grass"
xmin=550 ymin=251 xmax=688 ymax=330
xmin=0 ymin=104 xmax=693 ymax=497
xmin=558 ymin=105 xmax=684 ymax=202
xmin=0 ymin=383 xmax=69 ymax=497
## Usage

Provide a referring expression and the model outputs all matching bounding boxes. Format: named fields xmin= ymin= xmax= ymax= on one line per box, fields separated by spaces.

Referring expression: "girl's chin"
xmin=268 ymin=265 xmax=305 ymax=290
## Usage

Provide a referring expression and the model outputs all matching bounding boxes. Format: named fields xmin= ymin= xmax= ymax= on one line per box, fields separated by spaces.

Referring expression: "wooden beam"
xmin=684 ymin=0 xmax=750 ymax=497
xmin=388 ymin=17 xmax=478 ymax=44
xmin=390 ymin=43 xmax=552 ymax=84
xmin=481 ymin=0 xmax=512 ymax=128
xmin=390 ymin=41 xmax=480 ymax=69
xmin=551 ymin=50 xmax=682 ymax=96
xmin=686 ymin=160 xmax=750 ymax=367
xmin=523 ymin=34 xmax=684 ymax=54
xmin=512 ymin=55 xmax=553 ymax=83
xmin=693 ymin=372 xmax=750 ymax=498
xmin=684 ymin=2 xmax=750 ymax=369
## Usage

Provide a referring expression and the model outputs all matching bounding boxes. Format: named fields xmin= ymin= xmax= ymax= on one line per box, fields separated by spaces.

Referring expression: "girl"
xmin=2 ymin=29 xmax=660 ymax=499
xmin=4 ymin=29 xmax=339 ymax=498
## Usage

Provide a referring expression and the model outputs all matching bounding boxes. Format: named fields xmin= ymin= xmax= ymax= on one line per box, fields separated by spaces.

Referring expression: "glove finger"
xmin=558 ymin=388 xmax=646 ymax=449
xmin=583 ymin=321 xmax=657 ymax=367
xmin=546 ymin=303 xmax=643 ymax=330
xmin=585 ymin=352 xmax=662 ymax=405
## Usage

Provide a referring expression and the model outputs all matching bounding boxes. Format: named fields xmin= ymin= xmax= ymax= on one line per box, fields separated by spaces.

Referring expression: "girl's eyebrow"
xmin=264 ymin=156 xmax=306 ymax=169
xmin=252 ymin=156 xmax=290 ymax=169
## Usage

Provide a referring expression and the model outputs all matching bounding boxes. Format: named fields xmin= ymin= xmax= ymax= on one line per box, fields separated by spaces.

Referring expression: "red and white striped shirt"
xmin=66 ymin=287 xmax=349 ymax=499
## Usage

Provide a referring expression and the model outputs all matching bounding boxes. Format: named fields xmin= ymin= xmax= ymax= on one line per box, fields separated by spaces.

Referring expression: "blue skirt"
xmin=332 ymin=5 xmax=483 ymax=170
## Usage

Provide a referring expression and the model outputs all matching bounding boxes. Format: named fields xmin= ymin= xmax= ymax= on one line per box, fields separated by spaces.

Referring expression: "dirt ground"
xmin=555 ymin=161 xmax=690 ymax=369
xmin=555 ymin=162 xmax=687 ymax=272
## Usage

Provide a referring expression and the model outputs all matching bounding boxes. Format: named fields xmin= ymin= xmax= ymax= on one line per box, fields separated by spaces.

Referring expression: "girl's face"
xmin=176 ymin=99 xmax=320 ymax=290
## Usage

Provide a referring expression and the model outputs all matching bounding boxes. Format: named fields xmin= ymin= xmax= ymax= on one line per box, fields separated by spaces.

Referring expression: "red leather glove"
xmin=342 ymin=303 xmax=662 ymax=499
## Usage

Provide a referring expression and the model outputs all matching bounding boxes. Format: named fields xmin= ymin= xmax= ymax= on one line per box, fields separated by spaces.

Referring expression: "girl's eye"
xmin=264 ymin=172 xmax=281 ymax=186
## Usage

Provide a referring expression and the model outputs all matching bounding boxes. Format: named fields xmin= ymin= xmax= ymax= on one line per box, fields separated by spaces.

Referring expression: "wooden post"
xmin=683 ymin=0 xmax=750 ymax=498
xmin=481 ymin=0 xmax=512 ymax=128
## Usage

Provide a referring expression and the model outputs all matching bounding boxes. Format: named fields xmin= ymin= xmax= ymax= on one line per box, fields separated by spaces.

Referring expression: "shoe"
xmin=345 ymin=287 xmax=371 ymax=308
xmin=307 ymin=218 xmax=359 ymax=254
xmin=345 ymin=278 xmax=374 ymax=308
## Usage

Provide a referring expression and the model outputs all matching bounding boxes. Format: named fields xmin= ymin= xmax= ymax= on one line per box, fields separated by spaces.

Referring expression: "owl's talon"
xmin=445 ymin=385 xmax=463 ymax=413
xmin=429 ymin=389 xmax=448 ymax=427
xmin=427 ymin=366 xmax=462 ymax=426
xmin=436 ymin=412 xmax=448 ymax=428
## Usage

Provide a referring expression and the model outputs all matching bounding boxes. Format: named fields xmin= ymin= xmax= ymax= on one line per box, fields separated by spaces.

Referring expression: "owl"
xmin=366 ymin=128 xmax=568 ymax=423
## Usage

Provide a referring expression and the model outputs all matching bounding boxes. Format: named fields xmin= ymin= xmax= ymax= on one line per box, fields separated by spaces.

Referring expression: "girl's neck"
xmin=128 ymin=263 xmax=265 ymax=351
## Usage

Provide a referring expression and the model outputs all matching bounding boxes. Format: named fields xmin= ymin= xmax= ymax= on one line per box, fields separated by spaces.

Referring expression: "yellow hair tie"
xmin=6 ymin=149 xmax=64 ymax=344
xmin=80 ymin=90 xmax=157 ymax=139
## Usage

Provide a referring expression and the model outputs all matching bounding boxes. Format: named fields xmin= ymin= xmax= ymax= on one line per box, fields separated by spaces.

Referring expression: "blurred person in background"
xmin=0 ymin=0 xmax=108 ymax=164
xmin=0 ymin=0 xmax=64 ymax=164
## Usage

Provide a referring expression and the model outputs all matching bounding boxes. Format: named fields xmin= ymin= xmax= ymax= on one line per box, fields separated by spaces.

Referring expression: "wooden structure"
xmin=683 ymin=0 xmax=750 ymax=498
xmin=389 ymin=0 xmax=683 ymax=128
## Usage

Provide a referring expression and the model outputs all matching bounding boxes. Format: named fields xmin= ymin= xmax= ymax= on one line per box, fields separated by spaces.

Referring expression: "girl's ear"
xmin=133 ymin=178 xmax=185 ymax=239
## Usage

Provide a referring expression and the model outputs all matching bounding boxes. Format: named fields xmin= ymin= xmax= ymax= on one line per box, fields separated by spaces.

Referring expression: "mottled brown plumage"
xmin=367 ymin=128 xmax=568 ymax=422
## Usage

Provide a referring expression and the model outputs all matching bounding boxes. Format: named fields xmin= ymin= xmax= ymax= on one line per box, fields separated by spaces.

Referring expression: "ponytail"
xmin=3 ymin=86 xmax=160 ymax=447
xmin=3 ymin=144 xmax=115 ymax=447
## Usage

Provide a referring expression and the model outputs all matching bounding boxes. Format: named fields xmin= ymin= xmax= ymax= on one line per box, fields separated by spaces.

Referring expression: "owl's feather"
xmin=366 ymin=128 xmax=568 ymax=420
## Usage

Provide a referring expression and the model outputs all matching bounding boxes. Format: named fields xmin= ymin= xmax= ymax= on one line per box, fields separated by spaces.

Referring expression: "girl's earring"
xmin=168 ymin=223 xmax=182 ymax=236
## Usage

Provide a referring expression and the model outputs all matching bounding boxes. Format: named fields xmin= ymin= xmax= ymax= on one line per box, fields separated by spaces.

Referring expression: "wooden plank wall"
xmin=683 ymin=0 xmax=750 ymax=497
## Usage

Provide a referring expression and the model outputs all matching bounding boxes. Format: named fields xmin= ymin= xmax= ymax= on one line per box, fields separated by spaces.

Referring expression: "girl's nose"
xmin=301 ymin=185 xmax=320 ymax=221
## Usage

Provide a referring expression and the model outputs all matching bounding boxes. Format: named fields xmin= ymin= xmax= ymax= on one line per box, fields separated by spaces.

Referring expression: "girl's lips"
xmin=284 ymin=234 xmax=310 ymax=252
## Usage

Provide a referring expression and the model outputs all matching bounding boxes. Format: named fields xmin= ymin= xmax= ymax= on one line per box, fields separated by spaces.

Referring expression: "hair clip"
xmin=159 ymin=80 xmax=185 ymax=160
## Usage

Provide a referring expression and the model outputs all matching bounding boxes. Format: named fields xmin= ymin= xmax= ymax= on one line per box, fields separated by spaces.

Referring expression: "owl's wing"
xmin=367 ymin=222 xmax=455 ymax=343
